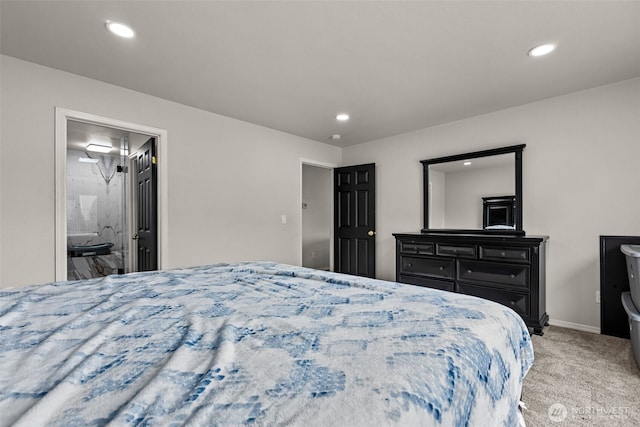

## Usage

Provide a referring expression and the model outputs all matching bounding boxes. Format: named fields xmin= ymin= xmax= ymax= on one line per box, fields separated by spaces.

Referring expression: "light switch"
xmin=281 ymin=214 xmax=287 ymax=224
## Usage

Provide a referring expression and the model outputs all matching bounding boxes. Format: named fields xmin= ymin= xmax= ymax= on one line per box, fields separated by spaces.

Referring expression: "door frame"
xmin=54 ymin=108 xmax=169 ymax=281
xmin=299 ymin=159 xmax=337 ymax=271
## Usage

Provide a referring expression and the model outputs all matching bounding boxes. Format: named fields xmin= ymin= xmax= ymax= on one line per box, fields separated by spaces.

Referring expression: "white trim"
xmin=54 ymin=108 xmax=169 ymax=281
xmin=548 ymin=318 xmax=600 ymax=334
xmin=299 ymin=158 xmax=337 ymax=271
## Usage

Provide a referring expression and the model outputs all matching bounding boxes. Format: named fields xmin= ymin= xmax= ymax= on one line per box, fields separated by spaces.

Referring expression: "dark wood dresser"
xmin=393 ymin=232 xmax=548 ymax=334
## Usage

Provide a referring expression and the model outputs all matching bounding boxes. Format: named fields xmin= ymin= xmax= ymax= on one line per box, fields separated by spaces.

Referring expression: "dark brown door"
xmin=135 ymin=138 xmax=158 ymax=272
xmin=334 ymin=163 xmax=376 ymax=277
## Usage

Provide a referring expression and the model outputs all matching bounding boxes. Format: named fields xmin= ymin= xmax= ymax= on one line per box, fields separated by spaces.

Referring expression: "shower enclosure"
xmin=66 ymin=122 xmax=130 ymax=280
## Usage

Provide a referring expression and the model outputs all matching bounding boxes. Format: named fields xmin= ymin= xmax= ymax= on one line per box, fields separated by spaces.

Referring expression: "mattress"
xmin=0 ymin=262 xmax=533 ymax=426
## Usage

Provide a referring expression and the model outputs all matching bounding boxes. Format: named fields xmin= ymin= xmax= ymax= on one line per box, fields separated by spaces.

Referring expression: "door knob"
xmin=132 ymin=234 xmax=139 ymax=240
xmin=368 ymin=230 xmax=376 ymax=237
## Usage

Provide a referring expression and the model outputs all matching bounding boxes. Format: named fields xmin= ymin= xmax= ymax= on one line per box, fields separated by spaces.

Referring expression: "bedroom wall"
xmin=0 ymin=55 xmax=341 ymax=288
xmin=341 ymin=77 xmax=640 ymax=331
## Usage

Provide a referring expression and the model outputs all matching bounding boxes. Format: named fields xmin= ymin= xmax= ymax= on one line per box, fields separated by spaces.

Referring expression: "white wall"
xmin=342 ymin=77 xmax=640 ymax=331
xmin=0 ymin=55 xmax=341 ymax=288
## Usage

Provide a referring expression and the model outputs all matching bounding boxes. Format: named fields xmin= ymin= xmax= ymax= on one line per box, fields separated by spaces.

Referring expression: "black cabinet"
xmin=600 ymin=235 xmax=640 ymax=338
xmin=394 ymin=232 xmax=548 ymax=334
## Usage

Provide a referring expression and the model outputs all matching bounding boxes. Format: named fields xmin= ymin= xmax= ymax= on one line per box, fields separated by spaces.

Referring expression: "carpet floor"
xmin=522 ymin=325 xmax=640 ymax=426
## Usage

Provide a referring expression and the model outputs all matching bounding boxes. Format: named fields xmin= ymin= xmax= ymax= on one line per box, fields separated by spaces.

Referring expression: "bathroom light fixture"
xmin=79 ymin=157 xmax=99 ymax=163
xmin=106 ymin=21 xmax=135 ymax=38
xmin=336 ymin=113 xmax=350 ymax=122
xmin=528 ymin=43 xmax=556 ymax=57
xmin=86 ymin=143 xmax=112 ymax=153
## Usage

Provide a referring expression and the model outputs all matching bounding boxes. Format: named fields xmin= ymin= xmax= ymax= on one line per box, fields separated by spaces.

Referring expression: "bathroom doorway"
xmin=55 ymin=108 xmax=168 ymax=282
xmin=66 ymin=121 xmax=154 ymax=280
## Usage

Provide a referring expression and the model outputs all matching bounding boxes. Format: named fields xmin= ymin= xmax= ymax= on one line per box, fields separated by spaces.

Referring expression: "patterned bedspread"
xmin=0 ymin=262 xmax=533 ymax=426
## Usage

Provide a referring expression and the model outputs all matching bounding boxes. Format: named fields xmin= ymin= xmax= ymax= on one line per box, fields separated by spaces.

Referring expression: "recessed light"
xmin=336 ymin=113 xmax=350 ymax=122
xmin=79 ymin=157 xmax=99 ymax=163
xmin=330 ymin=134 xmax=341 ymax=140
xmin=528 ymin=43 xmax=556 ymax=57
xmin=106 ymin=21 xmax=135 ymax=38
xmin=86 ymin=143 xmax=112 ymax=153
xmin=463 ymin=161 xmax=472 ymax=166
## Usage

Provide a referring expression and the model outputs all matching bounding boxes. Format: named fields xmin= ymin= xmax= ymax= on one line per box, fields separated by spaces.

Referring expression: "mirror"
xmin=421 ymin=144 xmax=525 ymax=235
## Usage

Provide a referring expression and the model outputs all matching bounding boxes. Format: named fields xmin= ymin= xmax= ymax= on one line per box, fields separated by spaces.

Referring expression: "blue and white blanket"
xmin=0 ymin=262 xmax=533 ymax=426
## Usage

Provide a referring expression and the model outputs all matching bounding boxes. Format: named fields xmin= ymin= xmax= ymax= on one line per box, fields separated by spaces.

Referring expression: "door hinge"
xmin=152 ymin=156 xmax=157 ymax=165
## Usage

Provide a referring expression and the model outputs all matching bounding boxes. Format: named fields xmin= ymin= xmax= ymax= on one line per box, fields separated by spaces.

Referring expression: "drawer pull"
xmin=510 ymin=274 xmax=516 ymax=279
xmin=407 ymin=263 xmax=412 ymax=267
xmin=479 ymin=247 xmax=530 ymax=262
xmin=467 ymin=269 xmax=472 ymax=274
xmin=439 ymin=266 xmax=444 ymax=271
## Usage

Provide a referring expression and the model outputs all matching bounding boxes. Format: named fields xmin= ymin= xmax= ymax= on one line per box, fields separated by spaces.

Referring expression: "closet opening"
xmin=301 ymin=161 xmax=334 ymax=271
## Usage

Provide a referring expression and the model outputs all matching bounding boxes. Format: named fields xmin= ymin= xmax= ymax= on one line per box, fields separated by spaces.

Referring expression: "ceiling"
xmin=67 ymin=121 xmax=151 ymax=154
xmin=2 ymin=1 xmax=640 ymax=147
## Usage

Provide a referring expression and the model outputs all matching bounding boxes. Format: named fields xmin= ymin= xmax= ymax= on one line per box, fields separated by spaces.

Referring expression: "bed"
xmin=0 ymin=262 xmax=533 ymax=426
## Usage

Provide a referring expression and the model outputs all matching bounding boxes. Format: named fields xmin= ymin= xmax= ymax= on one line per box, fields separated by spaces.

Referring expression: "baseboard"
xmin=548 ymin=318 xmax=600 ymax=334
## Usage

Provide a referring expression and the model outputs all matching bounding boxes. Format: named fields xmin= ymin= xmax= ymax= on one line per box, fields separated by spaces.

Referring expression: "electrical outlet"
xmin=596 ymin=291 xmax=601 ymax=304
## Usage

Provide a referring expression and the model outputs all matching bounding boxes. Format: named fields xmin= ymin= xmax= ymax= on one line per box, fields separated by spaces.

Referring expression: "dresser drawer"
xmin=457 ymin=260 xmax=530 ymax=289
xmin=398 ymin=274 xmax=455 ymax=292
xmin=480 ymin=246 xmax=530 ymax=263
xmin=399 ymin=241 xmax=434 ymax=255
xmin=436 ymin=244 xmax=477 ymax=258
xmin=394 ymin=233 xmax=548 ymax=335
xmin=458 ymin=283 xmax=531 ymax=318
xmin=400 ymin=256 xmax=454 ymax=279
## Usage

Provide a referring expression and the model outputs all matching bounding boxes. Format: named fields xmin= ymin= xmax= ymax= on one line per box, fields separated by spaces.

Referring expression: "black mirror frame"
xmin=421 ymin=144 xmax=526 ymax=235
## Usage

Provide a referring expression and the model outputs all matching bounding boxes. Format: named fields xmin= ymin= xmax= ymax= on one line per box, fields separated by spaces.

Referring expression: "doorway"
xmin=301 ymin=164 xmax=332 ymax=271
xmin=65 ymin=121 xmax=156 ymax=279
xmin=300 ymin=160 xmax=336 ymax=271
xmin=299 ymin=160 xmax=376 ymax=278
xmin=55 ymin=108 xmax=168 ymax=281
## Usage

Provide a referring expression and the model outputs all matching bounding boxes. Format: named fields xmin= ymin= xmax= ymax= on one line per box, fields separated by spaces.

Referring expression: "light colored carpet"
xmin=522 ymin=325 xmax=640 ymax=426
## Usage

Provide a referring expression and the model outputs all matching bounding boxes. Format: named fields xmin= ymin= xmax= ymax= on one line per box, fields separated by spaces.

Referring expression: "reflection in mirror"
xmin=429 ymin=153 xmax=514 ymax=229
xmin=483 ymin=195 xmax=516 ymax=229
xmin=421 ymin=144 xmax=525 ymax=234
